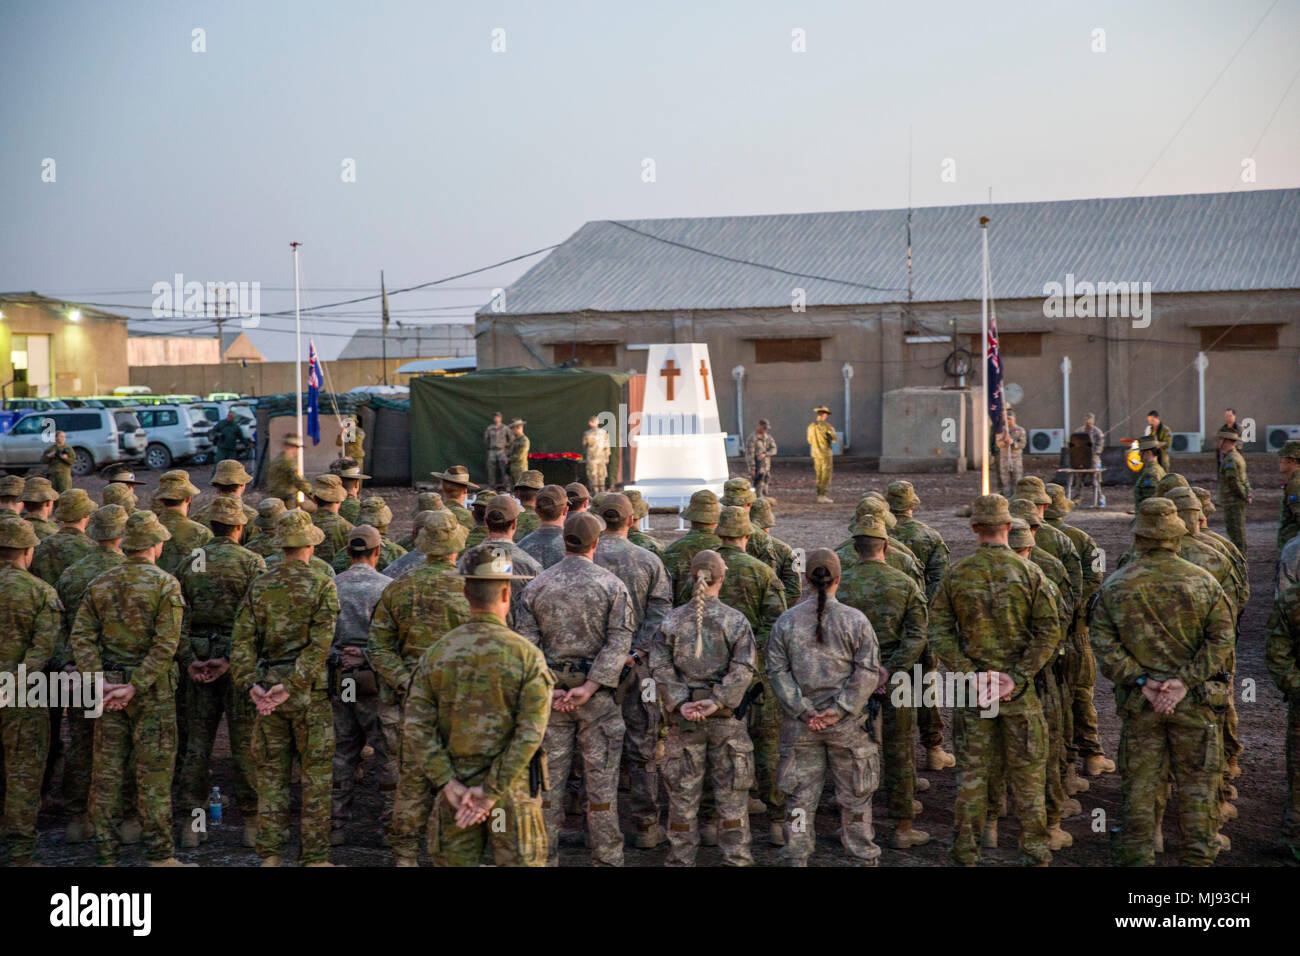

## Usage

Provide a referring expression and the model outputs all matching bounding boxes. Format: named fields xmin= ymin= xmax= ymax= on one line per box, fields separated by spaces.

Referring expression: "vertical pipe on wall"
xmin=841 ymin=363 xmax=854 ymax=452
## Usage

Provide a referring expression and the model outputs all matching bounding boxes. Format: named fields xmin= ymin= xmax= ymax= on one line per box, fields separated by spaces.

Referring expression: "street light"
xmin=68 ymin=310 xmax=81 ymax=322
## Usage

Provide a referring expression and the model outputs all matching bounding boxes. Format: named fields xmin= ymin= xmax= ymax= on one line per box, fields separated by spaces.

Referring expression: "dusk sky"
xmin=2 ymin=0 xmax=1297 ymax=359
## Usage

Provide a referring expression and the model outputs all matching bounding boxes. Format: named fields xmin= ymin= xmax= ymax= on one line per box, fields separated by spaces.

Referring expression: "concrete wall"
xmin=0 ymin=300 xmax=129 ymax=396
xmin=477 ymin=288 xmax=1300 ymax=457
xmin=129 ymin=357 xmax=434 ymax=396
xmin=128 ymin=336 xmax=221 ymax=367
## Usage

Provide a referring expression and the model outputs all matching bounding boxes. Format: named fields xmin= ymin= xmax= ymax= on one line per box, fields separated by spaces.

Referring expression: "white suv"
xmin=0 ymin=408 xmax=147 ymax=476
xmin=132 ymin=404 xmax=214 ymax=471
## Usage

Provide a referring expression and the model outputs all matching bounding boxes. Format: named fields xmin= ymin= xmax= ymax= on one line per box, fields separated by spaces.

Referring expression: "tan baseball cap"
xmin=562 ymin=512 xmax=603 ymax=550
xmin=348 ymin=524 xmax=382 ymax=551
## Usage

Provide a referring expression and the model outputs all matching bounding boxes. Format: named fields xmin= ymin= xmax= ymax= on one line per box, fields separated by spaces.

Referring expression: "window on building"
xmin=1197 ymin=324 xmax=1280 ymax=351
xmin=552 ymin=342 xmax=617 ymax=367
xmin=754 ymin=337 xmax=823 ymax=363
xmin=968 ymin=332 xmax=1044 ymax=357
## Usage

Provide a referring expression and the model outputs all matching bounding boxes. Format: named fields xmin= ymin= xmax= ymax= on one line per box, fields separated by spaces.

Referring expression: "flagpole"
xmin=380 ymin=270 xmax=389 ymax=387
xmin=292 ymin=241 xmax=303 ymax=480
xmin=979 ymin=217 xmax=990 ymax=496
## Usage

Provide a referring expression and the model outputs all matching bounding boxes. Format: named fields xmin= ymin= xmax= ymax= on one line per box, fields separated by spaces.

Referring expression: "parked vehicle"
xmin=131 ymin=404 xmax=213 ymax=470
xmin=193 ymin=401 xmax=257 ymax=441
xmin=0 ymin=408 xmax=147 ymax=476
xmin=2 ymin=398 xmax=70 ymax=412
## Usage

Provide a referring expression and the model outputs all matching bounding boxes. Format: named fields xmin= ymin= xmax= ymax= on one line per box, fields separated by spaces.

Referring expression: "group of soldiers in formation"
xmin=0 ymin=413 xmax=1299 ymax=868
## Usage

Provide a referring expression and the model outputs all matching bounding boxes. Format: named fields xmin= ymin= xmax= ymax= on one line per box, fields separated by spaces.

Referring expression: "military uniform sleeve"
xmin=885 ymin=583 xmax=929 ymax=674
xmin=513 ymin=583 xmax=542 ymax=646
xmin=1011 ymin=428 xmax=1026 ymax=452
xmin=1177 ymin=581 xmax=1235 ymax=692
xmin=636 ymin=561 xmax=672 ymax=652
xmin=928 ymin=575 xmax=977 ymax=675
xmin=766 ymin=615 xmax=813 ymax=720
xmin=400 ymin=661 xmax=455 ymax=789
xmin=1008 ymin=570 xmax=1059 ymax=694
xmin=754 ymin=568 xmax=787 ymax=648
xmin=589 ymin=583 xmax=635 ymax=687
xmin=1266 ymin=589 xmax=1300 ymax=699
xmin=367 ymin=587 xmax=412 ymax=692
xmin=287 ymin=577 xmax=338 ymax=697
xmin=69 ymin=592 xmax=104 ymax=674
xmin=176 ymin=565 xmax=197 ymax=668
xmin=1089 ymin=587 xmax=1142 ymax=688
xmin=1078 ymin=535 xmax=1101 ymax=603
xmin=649 ymin=627 xmax=689 ymax=713
xmin=131 ymin=577 xmax=184 ymax=694
xmin=924 ymin=539 xmax=950 ymax=600
xmin=230 ymin=591 xmax=261 ymax=690
xmin=777 ymin=549 xmax=801 ymax=605
xmin=483 ymin=644 xmax=554 ymax=798
xmin=22 ymin=585 xmax=62 ymax=673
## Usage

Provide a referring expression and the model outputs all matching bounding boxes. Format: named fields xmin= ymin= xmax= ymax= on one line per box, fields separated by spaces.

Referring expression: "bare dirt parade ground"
xmin=34 ymin=451 xmax=1291 ymax=867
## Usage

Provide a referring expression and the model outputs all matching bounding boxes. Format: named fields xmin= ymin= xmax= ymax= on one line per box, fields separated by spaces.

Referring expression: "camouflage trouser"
xmin=620 ymin=672 xmax=660 ymax=833
xmin=1066 ymin=625 xmax=1103 ymax=760
xmin=389 ymin=694 xmax=442 ymax=860
xmin=586 ymin=460 xmax=608 ymax=494
xmin=429 ymin=784 xmax=546 ymax=867
xmin=62 ymin=707 xmax=96 ymax=815
xmin=178 ymin=671 xmax=257 ymax=816
xmin=997 ymin=451 xmax=1023 ymax=495
xmin=1114 ymin=702 xmax=1223 ymax=867
xmin=951 ymin=700 xmax=1050 ymax=866
xmin=749 ymin=683 xmax=784 ymax=815
xmin=812 ymin=453 xmax=832 ymax=497
xmin=90 ymin=686 xmax=178 ymax=865
xmin=331 ymin=672 xmax=396 ymax=828
xmin=251 ymin=693 xmax=334 ymax=864
xmin=917 ymin=645 xmax=946 ymax=749
xmin=487 ymin=451 xmax=510 ymax=490
xmin=881 ymin=694 xmax=917 ymax=819
xmin=1283 ymin=703 xmax=1300 ymax=865
xmin=752 ymin=463 xmax=771 ymax=499
xmin=1223 ymin=500 xmax=1247 ymax=554
xmin=1 ymin=706 xmax=50 ymax=863
xmin=778 ymin=716 xmax=881 ymax=866
xmin=541 ymin=690 xmax=625 ymax=866
xmin=989 ymin=673 xmax=1065 ymax=824
xmin=661 ymin=717 xmax=754 ymax=866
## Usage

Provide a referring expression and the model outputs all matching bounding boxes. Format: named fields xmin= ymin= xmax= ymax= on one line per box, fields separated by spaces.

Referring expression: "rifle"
xmin=734 ymin=682 xmax=764 ymax=721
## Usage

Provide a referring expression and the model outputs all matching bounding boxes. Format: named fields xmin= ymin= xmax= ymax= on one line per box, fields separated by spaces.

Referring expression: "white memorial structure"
xmin=625 ymin=343 xmax=730 ymax=509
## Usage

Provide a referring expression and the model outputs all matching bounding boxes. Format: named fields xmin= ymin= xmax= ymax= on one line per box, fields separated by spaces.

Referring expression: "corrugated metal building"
xmin=476 ymin=188 xmax=1300 ymax=456
xmin=0 ymin=293 xmax=130 ymax=397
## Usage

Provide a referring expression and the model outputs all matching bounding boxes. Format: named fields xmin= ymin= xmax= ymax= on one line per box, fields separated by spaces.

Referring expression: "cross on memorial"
xmin=660 ymin=358 xmax=681 ymax=400
xmin=699 ymin=359 xmax=710 ymax=400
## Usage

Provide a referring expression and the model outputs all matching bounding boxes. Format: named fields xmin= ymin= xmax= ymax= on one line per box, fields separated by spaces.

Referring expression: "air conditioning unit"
xmin=1266 ymin=425 xmax=1300 ymax=453
xmin=1028 ymin=428 xmax=1064 ymax=454
xmin=1170 ymin=431 xmax=1202 ymax=453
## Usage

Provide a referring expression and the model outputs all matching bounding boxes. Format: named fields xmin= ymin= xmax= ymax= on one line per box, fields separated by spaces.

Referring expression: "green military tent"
xmin=409 ymin=367 xmax=629 ymax=487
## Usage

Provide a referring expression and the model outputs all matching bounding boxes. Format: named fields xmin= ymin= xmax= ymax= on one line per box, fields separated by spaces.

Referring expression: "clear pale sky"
xmin=2 ymin=0 xmax=1297 ymax=359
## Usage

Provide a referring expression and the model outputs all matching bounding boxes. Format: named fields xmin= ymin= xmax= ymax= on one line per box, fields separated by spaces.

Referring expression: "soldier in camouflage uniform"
xmin=582 ymin=415 xmax=611 ymax=493
xmin=1279 ymin=440 xmax=1300 ymax=549
xmin=336 ymin=415 xmax=366 ymax=470
xmin=483 ymin=411 xmax=512 ymax=490
xmin=385 ymin=510 xmax=445 ymax=580
xmin=651 ymin=549 xmax=758 ymax=866
xmin=750 ymin=497 xmax=801 ymax=606
xmin=516 ymin=513 xmax=635 ymax=867
xmin=507 ymin=419 xmax=530 ymax=488
xmin=930 ymin=494 xmax=1058 ymax=866
xmin=330 ymin=525 xmax=398 ymax=844
xmin=190 ymin=459 xmax=259 ymax=543
xmin=245 ymin=498 xmax=286 ymax=559
xmin=430 ymin=464 xmax=478 ymax=530
xmin=662 ymin=489 xmax=723 ymax=606
xmin=71 ymin=510 xmax=191 ymax=867
xmin=403 ymin=543 xmax=550 ymax=866
xmin=1193 ymin=487 xmax=1247 ymax=576
xmin=369 ymin=510 xmax=472 ymax=864
xmin=768 ymin=549 xmax=881 ymax=865
xmin=309 ymin=473 xmax=354 ymax=567
xmin=31 ymin=488 xmax=96 ymax=584
xmin=0 ymin=515 xmax=61 ymax=866
xmin=1266 ymin=579 xmax=1300 ymax=865
xmin=1207 ymin=429 xmax=1249 ymax=555
xmin=20 ymin=476 xmax=60 ymax=540
xmin=1134 ymin=436 xmax=1166 ymax=512
xmin=230 ymin=509 xmax=340 ymax=866
xmin=512 ymin=470 xmax=545 ymax=540
xmin=518 ymin=484 xmax=568 ymax=568
xmin=152 ymin=471 xmax=213 ymax=576
xmin=102 ymin=482 xmax=139 ymax=511
xmin=995 ymin=410 xmax=1027 ymax=496
xmin=395 ymin=493 xmax=442 ymax=551
xmin=332 ymin=459 xmax=370 ymax=525
xmin=331 ymin=497 xmax=405 ymax=572
xmin=1090 ymin=497 xmax=1235 ymax=866
xmin=834 ymin=497 xmax=928 ymax=594
xmin=745 ymin=419 xmax=778 ymax=500
xmin=176 ymin=495 xmax=267 ymax=849
xmin=264 ymin=434 xmax=312 ymax=509
xmin=835 ymin=515 xmax=930 ymax=849
xmin=463 ymin=488 xmax=492 ymax=551
xmin=41 ymin=430 xmax=76 ymax=493
xmin=624 ymin=490 xmax=665 ymax=560
xmin=0 ymin=473 xmax=26 ymax=512
xmin=455 ymin=495 xmax=541 ymax=628
xmin=593 ymin=493 xmax=672 ymax=849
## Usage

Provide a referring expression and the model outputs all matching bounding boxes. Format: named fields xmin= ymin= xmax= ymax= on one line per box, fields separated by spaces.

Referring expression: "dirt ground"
xmin=31 ymin=451 xmax=1293 ymax=866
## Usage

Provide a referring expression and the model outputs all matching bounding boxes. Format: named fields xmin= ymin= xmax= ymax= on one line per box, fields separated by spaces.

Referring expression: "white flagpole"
xmin=291 ymin=241 xmax=303 ymax=480
xmin=979 ymin=217 xmax=990 ymax=496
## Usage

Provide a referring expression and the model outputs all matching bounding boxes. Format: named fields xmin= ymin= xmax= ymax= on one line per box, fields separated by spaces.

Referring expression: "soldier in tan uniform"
xmin=806 ymin=405 xmax=837 ymax=503
xmin=582 ymin=415 xmax=611 ymax=493
xmin=483 ymin=412 xmax=512 ymax=490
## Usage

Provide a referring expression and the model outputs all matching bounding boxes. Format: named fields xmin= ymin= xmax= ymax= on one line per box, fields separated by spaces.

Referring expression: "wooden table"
xmin=1060 ymin=467 xmax=1105 ymax=507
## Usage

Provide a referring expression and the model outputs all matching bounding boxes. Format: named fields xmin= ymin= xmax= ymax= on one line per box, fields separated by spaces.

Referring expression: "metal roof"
xmin=478 ymin=189 xmax=1300 ymax=316
xmin=338 ymin=324 xmax=474 ymax=359
xmin=394 ymin=357 xmax=477 ymax=374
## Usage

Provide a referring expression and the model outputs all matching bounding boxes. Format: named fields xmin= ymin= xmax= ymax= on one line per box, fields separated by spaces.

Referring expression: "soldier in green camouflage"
xmin=455 ymin=495 xmax=542 ymax=629
xmin=0 ymin=473 xmax=25 ymax=512
xmin=462 ymin=488 xmax=492 ymax=551
xmin=651 ymin=549 xmax=758 ymax=866
xmin=191 ymin=459 xmax=260 ymax=547
xmin=332 ymin=458 xmax=370 ymax=525
xmin=20 ymin=476 xmax=60 ymax=540
xmin=230 ymin=509 xmax=340 ymax=866
xmin=331 ymin=496 xmax=405 ymax=572
xmin=835 ymin=514 xmax=930 ymax=849
xmin=0 ymin=515 xmax=61 ymax=866
xmin=518 ymin=485 xmax=569 ymax=568
xmin=402 ymin=544 xmax=550 ymax=866
xmin=245 ymin=498 xmax=286 ymax=559
xmin=749 ymin=497 xmax=801 ymax=606
xmin=430 ymin=464 xmax=478 ymax=530
xmin=152 ymin=471 xmax=213 ymax=576
xmin=506 ymin=419 xmax=530 ymax=487
xmin=1279 ymin=440 xmax=1300 ymax=549
xmin=624 ymin=490 xmax=666 ymax=560
xmin=1266 ymin=580 xmax=1300 ymax=865
xmin=31 ymin=488 xmax=97 ymax=584
xmin=662 ymin=489 xmax=723 ymax=606
xmin=1192 ymin=487 xmax=1247 ymax=573
xmin=71 ymin=510 xmax=191 ymax=867
xmin=369 ymin=509 xmax=471 ymax=864
xmin=1090 ymin=497 xmax=1235 ymax=866
xmin=768 ymin=549 xmax=881 ymax=865
xmin=930 ymin=494 xmax=1059 ymax=866
xmin=176 ymin=495 xmax=267 ymax=849
xmin=512 ymin=470 xmax=545 ymax=540
xmin=1156 ymin=472 xmax=1189 ymax=497
xmin=263 ymin=434 xmax=312 ymax=508
xmin=309 ymin=473 xmax=354 ymax=567
xmin=102 ymin=481 xmax=139 ymax=512
xmin=833 ymin=496 xmax=927 ymax=592
xmin=723 ymin=477 xmax=799 ymax=603
xmin=395 ymin=493 xmax=442 ymax=551
xmin=1134 ymin=436 xmax=1166 ymax=512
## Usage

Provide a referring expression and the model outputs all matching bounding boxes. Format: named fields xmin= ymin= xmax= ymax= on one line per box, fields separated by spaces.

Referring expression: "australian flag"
xmin=306 ymin=339 xmax=322 ymax=445
xmin=987 ymin=311 xmax=1006 ymax=438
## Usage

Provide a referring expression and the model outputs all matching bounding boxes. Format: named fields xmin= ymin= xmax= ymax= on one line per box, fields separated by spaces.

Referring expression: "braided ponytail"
xmin=810 ymin=565 xmax=833 ymax=643
xmin=693 ymin=569 xmax=709 ymax=659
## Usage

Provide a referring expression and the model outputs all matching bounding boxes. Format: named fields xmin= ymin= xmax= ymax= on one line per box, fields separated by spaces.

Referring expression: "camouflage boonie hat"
xmin=416 ymin=509 xmax=469 ymax=555
xmin=715 ymin=505 xmax=753 ymax=538
xmin=21 ymin=476 xmax=59 ymax=503
xmin=852 ymin=497 xmax=897 ymax=530
xmin=1214 ymin=428 xmax=1241 ymax=443
xmin=1044 ymin=482 xmax=1074 ymax=519
xmin=1133 ymin=497 xmax=1186 ymax=541
xmin=211 ymin=459 xmax=253 ymax=485
xmin=1012 ymin=476 xmax=1052 ymax=505
xmin=849 ymin=514 xmax=888 ymax=540
xmin=1165 ymin=486 xmax=1203 ymax=516
xmin=415 ymin=492 xmax=445 ymax=514
xmin=624 ymin=489 xmax=650 ymax=520
xmin=430 ymin=465 xmax=480 ymax=490
xmin=157 ymin=470 xmax=201 ymax=499
xmin=514 ymin=470 xmax=544 ymax=491
xmin=0 ymin=513 xmax=40 ymax=549
xmin=679 ymin=489 xmax=721 ymax=524
xmin=970 ymin=493 xmax=1013 ymax=526
xmin=451 ymin=543 xmax=534 ymax=581
xmin=886 ymin=480 xmax=921 ymax=512
xmin=721 ymin=477 xmax=756 ymax=507
xmin=0 ymin=475 xmax=25 ymax=497
xmin=256 ymin=497 xmax=287 ymax=529
xmin=1278 ymin=440 xmax=1300 ymax=460
xmin=208 ymin=495 xmax=250 ymax=526
xmin=102 ymin=482 xmax=138 ymax=510
xmin=1009 ymin=497 xmax=1042 ymax=527
xmin=1192 ymin=486 xmax=1215 ymax=515
xmin=122 ymin=510 xmax=172 ymax=551
xmin=54 ymin=488 xmax=96 ymax=522
xmin=274 ymin=509 xmax=326 ymax=549
xmin=1008 ymin=518 xmax=1035 ymax=550
xmin=750 ymin=497 xmax=775 ymax=529
xmin=471 ymin=488 xmax=497 ymax=507
xmin=1136 ymin=435 xmax=1162 ymax=452
xmin=359 ymin=497 xmax=392 ymax=530
xmin=87 ymin=504 xmax=128 ymax=541
xmin=312 ymin=474 xmax=347 ymax=503
xmin=1156 ymin=473 xmax=1189 ymax=496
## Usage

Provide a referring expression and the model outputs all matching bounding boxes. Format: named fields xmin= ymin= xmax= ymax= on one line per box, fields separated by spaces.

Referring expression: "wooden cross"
xmin=699 ymin=359 xmax=710 ymax=400
xmin=660 ymin=358 xmax=681 ymax=401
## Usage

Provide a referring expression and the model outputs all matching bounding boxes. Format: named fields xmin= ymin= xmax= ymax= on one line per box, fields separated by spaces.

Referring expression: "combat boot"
xmin=816 ymin=495 xmax=834 ymax=504
xmin=1225 ymin=756 xmax=1241 ymax=779
xmin=926 ymin=746 xmax=956 ymax=771
xmin=1219 ymin=801 xmax=1238 ymax=821
xmin=891 ymin=823 xmax=931 ymax=849
xmin=149 ymin=858 xmax=198 ymax=867
xmin=914 ymin=776 xmax=930 ymax=792
xmin=1061 ymin=797 xmax=1083 ymax=818
xmin=1085 ymin=754 xmax=1116 ymax=776
xmin=632 ymin=823 xmax=667 ymax=849
xmin=769 ymin=822 xmax=786 ymax=847
xmin=981 ymin=820 xmax=998 ymax=849
xmin=64 ymin=815 xmax=94 ymax=844
xmin=1046 ymin=825 xmax=1073 ymax=850
xmin=118 ymin=817 xmax=143 ymax=845
xmin=1065 ymin=763 xmax=1090 ymax=794
xmin=699 ymin=822 xmax=718 ymax=846
xmin=260 ymin=855 xmax=284 ymax=867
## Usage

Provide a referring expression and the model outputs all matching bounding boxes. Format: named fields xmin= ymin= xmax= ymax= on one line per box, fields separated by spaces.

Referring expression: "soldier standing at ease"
xmin=20 ymin=476 xmax=60 ymax=540
xmin=583 ymin=415 xmax=611 ymax=493
xmin=1078 ymin=413 xmax=1106 ymax=504
xmin=336 ymin=415 xmax=366 ymax=469
xmin=507 ymin=419 xmax=531 ymax=488
xmin=749 ymin=497 xmax=801 ymax=607
xmin=31 ymin=488 xmax=96 ymax=585
xmin=332 ymin=459 xmax=370 ymax=526
xmin=512 ymin=470 xmax=545 ymax=540
xmin=650 ymin=549 xmax=758 ymax=866
xmin=746 ymin=419 xmax=778 ymax=500
xmin=230 ymin=510 xmax=340 ymax=867
xmin=1212 ymin=427 xmax=1251 ymax=556
xmin=210 ymin=411 xmax=244 ymax=475
xmin=806 ymin=405 xmax=837 ymax=503
xmin=1133 ymin=436 xmax=1166 ymax=512
xmin=192 ymin=459 xmax=259 ymax=539
xmin=1090 ymin=497 xmax=1235 ymax=866
xmin=401 ymin=543 xmax=551 ymax=866
xmin=455 ymin=495 xmax=541 ymax=628
xmin=0 ymin=474 xmax=25 ymax=512
xmin=264 ymin=434 xmax=312 ymax=509
xmin=515 ymin=512 xmax=635 ymax=867
xmin=0 ymin=515 xmax=61 ymax=867
xmin=662 ymin=490 xmax=723 ymax=605
xmin=152 ymin=470 xmax=213 ymax=577
xmin=484 ymin=411 xmax=511 ymax=490
xmin=1277 ymin=440 xmax=1300 ymax=550
xmin=995 ymin=410 xmax=1027 ymax=496
xmin=309 ymin=474 xmax=354 ymax=567
xmin=1145 ymin=410 xmax=1173 ymax=472
xmin=518 ymin=485 xmax=568 ymax=568
xmin=332 ymin=497 xmax=405 ymax=573
xmin=71 ymin=511 xmax=192 ymax=867
xmin=175 ymin=496 xmax=266 ymax=850
xmin=430 ymin=464 xmax=478 ymax=530
xmin=624 ymin=490 xmax=665 ymax=560
xmin=1266 ymin=578 xmax=1300 ymax=865
xmin=41 ymin=430 xmax=76 ymax=493
xmin=929 ymin=494 xmax=1058 ymax=866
